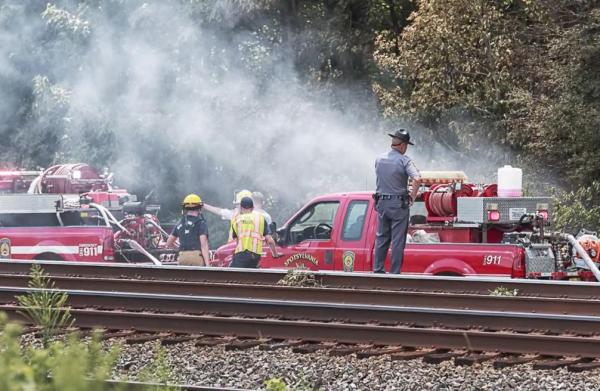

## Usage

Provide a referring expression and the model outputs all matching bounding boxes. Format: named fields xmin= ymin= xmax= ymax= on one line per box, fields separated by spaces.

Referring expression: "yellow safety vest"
xmin=231 ymin=211 xmax=265 ymax=255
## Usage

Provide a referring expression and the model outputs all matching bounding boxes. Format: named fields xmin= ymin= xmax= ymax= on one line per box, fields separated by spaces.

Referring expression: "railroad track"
xmin=1 ymin=287 xmax=600 ymax=335
xmin=2 ymin=286 xmax=600 ymax=361
xmin=1 ymin=273 xmax=599 ymax=316
xmin=3 ymin=260 xmax=600 ymax=372
xmin=2 ymin=260 xmax=600 ymax=298
xmin=4 ymin=303 xmax=600 ymax=371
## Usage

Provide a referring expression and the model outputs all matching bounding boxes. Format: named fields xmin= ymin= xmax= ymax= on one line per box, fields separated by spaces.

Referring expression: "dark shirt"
xmin=375 ymin=149 xmax=421 ymax=194
xmin=171 ymin=214 xmax=208 ymax=251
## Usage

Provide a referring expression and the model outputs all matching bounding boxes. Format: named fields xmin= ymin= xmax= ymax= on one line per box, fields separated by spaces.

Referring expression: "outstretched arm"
xmin=203 ymin=203 xmax=223 ymax=216
xmin=204 ymin=204 xmax=234 ymax=220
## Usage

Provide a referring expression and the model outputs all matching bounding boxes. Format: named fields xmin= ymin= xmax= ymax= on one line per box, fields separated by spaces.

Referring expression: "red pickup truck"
xmin=0 ymin=193 xmax=171 ymax=264
xmin=0 ymin=195 xmax=116 ymax=262
xmin=213 ymin=189 xmax=596 ymax=280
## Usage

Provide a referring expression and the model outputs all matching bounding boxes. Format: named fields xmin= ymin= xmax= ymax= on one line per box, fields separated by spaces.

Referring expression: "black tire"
xmin=34 ymin=253 xmax=64 ymax=261
xmin=435 ymin=272 xmax=462 ymax=277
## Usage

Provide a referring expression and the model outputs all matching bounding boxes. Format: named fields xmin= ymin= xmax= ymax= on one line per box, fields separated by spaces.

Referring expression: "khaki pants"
xmin=178 ymin=250 xmax=205 ymax=266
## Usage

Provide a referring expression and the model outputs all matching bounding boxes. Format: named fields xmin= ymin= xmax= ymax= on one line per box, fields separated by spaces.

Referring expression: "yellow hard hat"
xmin=234 ymin=189 xmax=252 ymax=204
xmin=182 ymin=193 xmax=203 ymax=208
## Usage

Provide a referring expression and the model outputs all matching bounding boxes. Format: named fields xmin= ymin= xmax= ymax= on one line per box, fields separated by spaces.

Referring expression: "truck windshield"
xmin=289 ymin=201 xmax=339 ymax=244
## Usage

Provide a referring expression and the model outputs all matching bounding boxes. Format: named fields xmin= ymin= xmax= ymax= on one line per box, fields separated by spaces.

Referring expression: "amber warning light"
xmin=487 ymin=203 xmax=500 ymax=222
xmin=537 ymin=203 xmax=549 ymax=221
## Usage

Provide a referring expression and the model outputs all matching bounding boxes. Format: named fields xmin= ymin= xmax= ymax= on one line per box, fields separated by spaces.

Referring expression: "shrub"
xmin=15 ymin=264 xmax=74 ymax=348
xmin=0 ymin=313 xmax=122 ymax=391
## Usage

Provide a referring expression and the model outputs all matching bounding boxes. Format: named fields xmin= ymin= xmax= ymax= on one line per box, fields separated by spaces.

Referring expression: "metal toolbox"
xmin=524 ymin=243 xmax=557 ymax=274
xmin=0 ymin=194 xmax=64 ymax=214
xmin=456 ymin=197 xmax=552 ymax=224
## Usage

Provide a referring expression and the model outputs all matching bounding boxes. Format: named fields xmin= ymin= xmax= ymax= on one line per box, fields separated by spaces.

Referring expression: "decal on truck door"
xmin=284 ymin=253 xmax=319 ymax=268
xmin=0 ymin=238 xmax=10 ymax=259
xmin=483 ymin=255 xmax=502 ymax=266
xmin=342 ymin=251 xmax=355 ymax=272
xmin=78 ymin=244 xmax=102 ymax=257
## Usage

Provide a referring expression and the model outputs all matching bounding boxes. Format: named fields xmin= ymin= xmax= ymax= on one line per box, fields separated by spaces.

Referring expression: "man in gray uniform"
xmin=374 ymin=129 xmax=422 ymax=274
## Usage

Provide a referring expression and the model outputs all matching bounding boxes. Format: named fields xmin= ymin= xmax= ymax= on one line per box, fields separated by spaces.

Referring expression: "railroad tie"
xmin=328 ymin=345 xmax=370 ymax=357
xmin=422 ymin=350 xmax=466 ymax=364
xmin=259 ymin=339 xmax=304 ymax=351
xmin=568 ymin=360 xmax=600 ymax=372
xmin=293 ymin=342 xmax=336 ymax=354
xmin=390 ymin=348 xmax=437 ymax=361
xmin=493 ymin=355 xmax=542 ymax=369
xmin=225 ymin=338 xmax=270 ymax=351
xmin=100 ymin=329 xmax=137 ymax=340
xmin=195 ymin=336 xmax=234 ymax=346
xmin=533 ymin=357 xmax=593 ymax=370
xmin=356 ymin=346 xmax=406 ymax=359
xmin=125 ymin=332 xmax=170 ymax=344
xmin=161 ymin=334 xmax=202 ymax=345
xmin=455 ymin=353 xmax=502 ymax=366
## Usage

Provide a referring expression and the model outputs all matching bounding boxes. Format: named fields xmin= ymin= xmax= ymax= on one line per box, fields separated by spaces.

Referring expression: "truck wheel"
xmin=34 ymin=253 xmax=64 ymax=261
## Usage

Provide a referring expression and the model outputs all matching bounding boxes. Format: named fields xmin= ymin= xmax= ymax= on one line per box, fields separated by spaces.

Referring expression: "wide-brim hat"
xmin=388 ymin=128 xmax=414 ymax=145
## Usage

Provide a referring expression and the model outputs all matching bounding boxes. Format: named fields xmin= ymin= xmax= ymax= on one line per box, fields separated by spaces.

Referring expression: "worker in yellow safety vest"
xmin=204 ymin=189 xmax=253 ymax=240
xmin=230 ymin=196 xmax=282 ymax=268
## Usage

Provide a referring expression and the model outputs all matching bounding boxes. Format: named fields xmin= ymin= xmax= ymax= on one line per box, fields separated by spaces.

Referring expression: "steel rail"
xmin=1 ymin=273 xmax=599 ymax=316
xmin=1 ymin=287 xmax=599 ymax=335
xmin=2 ymin=260 xmax=600 ymax=298
xmin=2 ymin=305 xmax=599 ymax=358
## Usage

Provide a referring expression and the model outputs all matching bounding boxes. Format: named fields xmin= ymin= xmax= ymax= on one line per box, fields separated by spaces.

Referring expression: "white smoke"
xmin=0 ymin=1 xmax=511 ymax=243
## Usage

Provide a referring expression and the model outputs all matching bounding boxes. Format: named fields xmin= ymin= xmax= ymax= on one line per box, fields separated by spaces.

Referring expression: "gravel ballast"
xmin=111 ymin=338 xmax=600 ymax=391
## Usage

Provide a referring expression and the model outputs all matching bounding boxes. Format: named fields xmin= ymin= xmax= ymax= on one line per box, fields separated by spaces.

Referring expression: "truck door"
xmin=334 ymin=199 xmax=371 ymax=272
xmin=280 ymin=201 xmax=340 ymax=270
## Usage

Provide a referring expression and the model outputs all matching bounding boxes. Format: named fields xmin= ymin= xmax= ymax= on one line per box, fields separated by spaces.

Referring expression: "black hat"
xmin=240 ymin=196 xmax=254 ymax=209
xmin=388 ymin=128 xmax=414 ymax=145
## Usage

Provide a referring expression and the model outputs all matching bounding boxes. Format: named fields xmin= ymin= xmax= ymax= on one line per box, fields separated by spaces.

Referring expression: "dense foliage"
xmin=0 ymin=313 xmax=121 ymax=391
xmin=0 ymin=0 xmax=598 ymax=238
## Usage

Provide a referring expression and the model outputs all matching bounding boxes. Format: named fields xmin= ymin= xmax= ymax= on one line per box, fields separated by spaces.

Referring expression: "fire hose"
xmin=427 ymin=184 xmax=476 ymax=217
xmin=562 ymin=233 xmax=600 ymax=282
xmin=90 ymin=203 xmax=162 ymax=266
xmin=120 ymin=239 xmax=162 ymax=266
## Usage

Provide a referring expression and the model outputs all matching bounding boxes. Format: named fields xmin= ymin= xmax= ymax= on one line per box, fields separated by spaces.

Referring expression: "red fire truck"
xmin=0 ymin=164 xmax=175 ymax=264
xmin=213 ymin=172 xmax=600 ymax=281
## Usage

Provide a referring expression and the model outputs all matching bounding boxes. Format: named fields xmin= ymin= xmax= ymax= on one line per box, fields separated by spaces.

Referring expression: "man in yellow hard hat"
xmin=230 ymin=196 xmax=281 ymax=268
xmin=165 ymin=194 xmax=210 ymax=266
xmin=203 ymin=189 xmax=254 ymax=240
xmin=251 ymin=191 xmax=273 ymax=227
xmin=204 ymin=189 xmax=252 ymax=221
